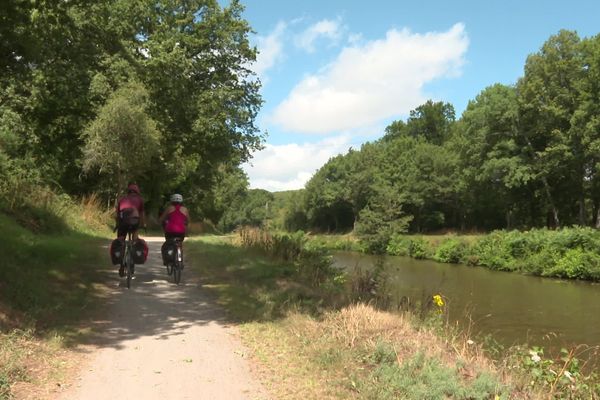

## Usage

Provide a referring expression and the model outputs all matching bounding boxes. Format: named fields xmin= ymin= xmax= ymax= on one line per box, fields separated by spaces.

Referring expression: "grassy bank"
xmin=0 ymin=199 xmax=111 ymax=398
xmin=186 ymin=233 xmax=599 ymax=399
xmin=310 ymin=227 xmax=600 ymax=282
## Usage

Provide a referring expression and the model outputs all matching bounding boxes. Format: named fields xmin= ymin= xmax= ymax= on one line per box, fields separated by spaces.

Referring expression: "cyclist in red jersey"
xmin=115 ymin=183 xmax=146 ymax=240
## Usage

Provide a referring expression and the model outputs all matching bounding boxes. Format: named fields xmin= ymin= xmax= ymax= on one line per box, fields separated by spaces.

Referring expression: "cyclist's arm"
xmin=159 ymin=205 xmax=175 ymax=224
xmin=181 ymin=206 xmax=190 ymax=221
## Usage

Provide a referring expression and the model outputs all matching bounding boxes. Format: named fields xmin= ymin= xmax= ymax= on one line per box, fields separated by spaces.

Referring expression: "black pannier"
xmin=133 ymin=239 xmax=148 ymax=264
xmin=161 ymin=240 xmax=177 ymax=265
xmin=110 ymin=238 xmax=124 ymax=265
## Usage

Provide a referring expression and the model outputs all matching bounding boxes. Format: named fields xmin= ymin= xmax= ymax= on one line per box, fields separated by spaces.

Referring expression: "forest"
xmin=2 ymin=1 xmax=600 ymax=246
xmin=0 ymin=0 xmax=262 ymax=224
xmin=223 ymin=30 xmax=600 ymax=247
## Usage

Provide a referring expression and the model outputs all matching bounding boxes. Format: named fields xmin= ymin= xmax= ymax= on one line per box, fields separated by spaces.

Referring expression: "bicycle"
xmin=120 ymin=230 xmax=135 ymax=289
xmin=165 ymin=237 xmax=184 ymax=284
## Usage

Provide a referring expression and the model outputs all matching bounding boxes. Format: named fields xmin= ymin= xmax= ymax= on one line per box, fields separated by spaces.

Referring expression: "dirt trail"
xmin=60 ymin=237 xmax=268 ymax=400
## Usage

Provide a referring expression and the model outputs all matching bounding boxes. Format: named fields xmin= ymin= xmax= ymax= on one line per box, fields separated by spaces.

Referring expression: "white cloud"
xmin=347 ymin=33 xmax=364 ymax=46
xmin=243 ymin=135 xmax=353 ymax=192
xmin=271 ymin=23 xmax=469 ymax=134
xmin=295 ymin=18 xmax=344 ymax=53
xmin=252 ymin=21 xmax=286 ymax=81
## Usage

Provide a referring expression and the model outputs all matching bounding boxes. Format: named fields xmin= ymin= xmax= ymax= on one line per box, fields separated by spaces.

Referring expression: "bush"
xmin=433 ymin=238 xmax=467 ymax=263
xmin=408 ymin=238 xmax=430 ymax=259
xmin=471 ymin=232 xmax=515 ymax=271
xmin=386 ymin=234 xmax=411 ymax=256
xmin=546 ymin=248 xmax=600 ymax=280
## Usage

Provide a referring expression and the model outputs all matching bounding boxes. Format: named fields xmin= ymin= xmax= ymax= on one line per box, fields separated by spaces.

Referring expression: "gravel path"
xmin=61 ymin=237 xmax=268 ymax=400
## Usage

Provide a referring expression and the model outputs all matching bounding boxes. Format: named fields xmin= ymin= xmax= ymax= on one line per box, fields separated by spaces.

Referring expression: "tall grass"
xmin=191 ymin=235 xmax=600 ymax=399
xmin=237 ymin=227 xmax=337 ymax=287
xmin=366 ymin=228 xmax=600 ymax=282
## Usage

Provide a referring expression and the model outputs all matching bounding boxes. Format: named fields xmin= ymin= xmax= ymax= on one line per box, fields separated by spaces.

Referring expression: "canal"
xmin=333 ymin=251 xmax=600 ymax=357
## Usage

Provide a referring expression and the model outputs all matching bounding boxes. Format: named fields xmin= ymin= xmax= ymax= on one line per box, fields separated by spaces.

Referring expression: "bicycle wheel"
xmin=126 ymin=247 xmax=132 ymax=289
xmin=173 ymin=247 xmax=182 ymax=284
xmin=166 ymin=262 xmax=173 ymax=276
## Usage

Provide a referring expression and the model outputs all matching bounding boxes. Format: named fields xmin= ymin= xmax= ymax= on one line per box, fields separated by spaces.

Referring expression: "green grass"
xmin=0 ymin=214 xmax=109 ymax=329
xmin=186 ymin=237 xmax=328 ymax=321
xmin=185 ymin=236 xmax=516 ymax=400
xmin=0 ymin=212 xmax=111 ymax=399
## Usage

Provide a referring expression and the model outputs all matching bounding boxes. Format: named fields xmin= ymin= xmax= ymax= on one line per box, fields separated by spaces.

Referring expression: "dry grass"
xmin=77 ymin=193 xmax=112 ymax=233
xmin=240 ymin=303 xmax=528 ymax=399
xmin=1 ymin=330 xmax=85 ymax=400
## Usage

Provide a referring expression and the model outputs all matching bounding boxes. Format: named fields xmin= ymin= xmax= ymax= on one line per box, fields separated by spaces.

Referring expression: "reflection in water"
xmin=334 ymin=251 xmax=600 ymax=355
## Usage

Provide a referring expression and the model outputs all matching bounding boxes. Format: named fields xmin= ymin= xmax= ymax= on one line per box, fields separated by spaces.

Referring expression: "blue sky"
xmin=235 ymin=0 xmax=600 ymax=192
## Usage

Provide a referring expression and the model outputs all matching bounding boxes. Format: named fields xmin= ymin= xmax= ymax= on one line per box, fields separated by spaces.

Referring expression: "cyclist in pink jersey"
xmin=159 ymin=193 xmax=189 ymax=240
xmin=159 ymin=194 xmax=189 ymax=267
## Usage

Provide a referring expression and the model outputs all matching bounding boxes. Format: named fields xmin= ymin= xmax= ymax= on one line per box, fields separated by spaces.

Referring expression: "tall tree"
xmin=459 ymin=84 xmax=535 ymax=229
xmin=406 ymin=100 xmax=456 ymax=145
xmin=82 ymin=82 xmax=161 ymax=197
xmin=517 ymin=30 xmax=584 ymax=227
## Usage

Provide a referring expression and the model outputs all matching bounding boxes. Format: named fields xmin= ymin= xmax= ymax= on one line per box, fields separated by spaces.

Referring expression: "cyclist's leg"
xmin=115 ymin=225 xmax=127 ymax=276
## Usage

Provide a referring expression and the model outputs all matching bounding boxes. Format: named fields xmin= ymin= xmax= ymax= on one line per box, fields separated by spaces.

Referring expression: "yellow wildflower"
xmin=433 ymin=294 xmax=444 ymax=307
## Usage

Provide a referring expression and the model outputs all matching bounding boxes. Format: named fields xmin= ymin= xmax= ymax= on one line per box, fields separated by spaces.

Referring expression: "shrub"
xmin=547 ymin=248 xmax=600 ymax=280
xmin=433 ymin=238 xmax=467 ymax=263
xmin=471 ymin=232 xmax=514 ymax=271
xmin=386 ymin=234 xmax=411 ymax=256
xmin=408 ymin=238 xmax=430 ymax=259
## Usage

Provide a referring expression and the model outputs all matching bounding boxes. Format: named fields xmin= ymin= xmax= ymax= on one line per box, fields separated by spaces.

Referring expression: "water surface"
xmin=334 ymin=252 xmax=600 ymax=355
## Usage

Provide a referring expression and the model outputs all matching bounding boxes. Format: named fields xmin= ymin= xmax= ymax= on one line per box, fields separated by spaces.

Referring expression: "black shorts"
xmin=118 ymin=219 xmax=140 ymax=237
xmin=165 ymin=232 xmax=185 ymax=241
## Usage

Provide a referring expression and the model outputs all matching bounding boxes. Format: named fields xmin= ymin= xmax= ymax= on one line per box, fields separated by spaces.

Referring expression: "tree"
xmin=137 ymin=0 xmax=263 ymax=200
xmin=517 ymin=30 xmax=584 ymax=227
xmin=573 ymin=34 xmax=600 ymax=226
xmin=82 ymin=82 xmax=161 ymax=197
xmin=458 ymin=84 xmax=535 ymax=229
xmin=406 ymin=100 xmax=455 ymax=145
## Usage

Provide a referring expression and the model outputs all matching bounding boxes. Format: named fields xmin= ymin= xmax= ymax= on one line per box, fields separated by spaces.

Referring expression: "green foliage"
xmin=266 ymin=30 xmax=600 ymax=241
xmin=386 ymin=234 xmax=411 ymax=256
xmin=361 ymin=350 xmax=505 ymax=400
xmin=383 ymin=228 xmax=600 ymax=282
xmin=82 ymin=82 xmax=161 ymax=193
xmin=509 ymin=347 xmax=600 ymax=398
xmin=407 ymin=238 xmax=431 ymax=259
xmin=1 ymin=0 xmax=263 ymax=216
xmin=218 ymin=189 xmax=274 ymax=231
xmin=433 ymin=238 xmax=467 ymax=263
xmin=548 ymin=248 xmax=600 ymax=280
xmin=0 ymin=213 xmax=107 ymax=317
xmin=237 ymin=227 xmax=338 ymax=288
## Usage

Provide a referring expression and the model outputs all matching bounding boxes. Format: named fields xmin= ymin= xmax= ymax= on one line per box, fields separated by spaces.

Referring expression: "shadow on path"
xmin=77 ymin=237 xmax=228 ymax=351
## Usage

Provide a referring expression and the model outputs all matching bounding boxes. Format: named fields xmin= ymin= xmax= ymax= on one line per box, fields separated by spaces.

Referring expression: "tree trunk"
xmin=541 ymin=176 xmax=560 ymax=228
xmin=506 ymin=209 xmax=512 ymax=230
xmin=522 ymin=133 xmax=560 ymax=228
xmin=579 ymin=193 xmax=586 ymax=226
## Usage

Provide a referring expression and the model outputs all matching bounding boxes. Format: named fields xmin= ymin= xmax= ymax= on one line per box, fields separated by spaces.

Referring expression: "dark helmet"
xmin=127 ymin=183 xmax=140 ymax=194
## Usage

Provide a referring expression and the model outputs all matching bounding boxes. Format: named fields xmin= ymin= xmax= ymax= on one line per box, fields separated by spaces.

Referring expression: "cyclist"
xmin=159 ymin=193 xmax=189 ymax=265
xmin=115 ymin=183 xmax=146 ymax=276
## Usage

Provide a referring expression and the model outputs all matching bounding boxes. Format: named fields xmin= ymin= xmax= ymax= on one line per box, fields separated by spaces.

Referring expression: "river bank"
xmin=309 ymin=227 xmax=600 ymax=282
xmin=186 ymin=232 xmax=600 ymax=399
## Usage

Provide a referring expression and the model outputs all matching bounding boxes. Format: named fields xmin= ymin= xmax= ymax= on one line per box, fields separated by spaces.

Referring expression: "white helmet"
xmin=170 ymin=193 xmax=183 ymax=203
